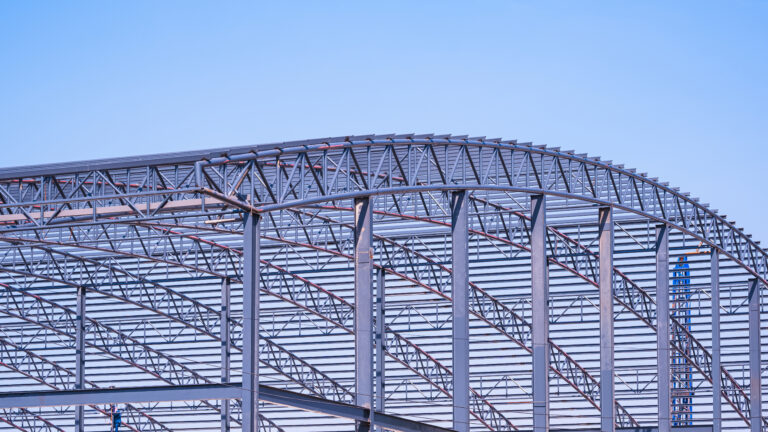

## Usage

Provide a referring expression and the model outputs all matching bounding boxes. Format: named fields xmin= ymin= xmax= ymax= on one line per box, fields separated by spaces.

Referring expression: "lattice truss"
xmin=0 ymin=135 xmax=765 ymax=431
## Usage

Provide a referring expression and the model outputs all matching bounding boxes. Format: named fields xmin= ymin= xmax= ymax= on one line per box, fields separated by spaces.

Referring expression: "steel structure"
xmin=0 ymin=134 xmax=765 ymax=432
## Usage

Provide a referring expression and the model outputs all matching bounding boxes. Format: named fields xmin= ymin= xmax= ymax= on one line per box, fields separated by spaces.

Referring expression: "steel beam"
xmin=75 ymin=286 xmax=85 ymax=432
xmin=355 ymin=197 xmax=374 ymax=432
xmin=0 ymin=384 xmax=240 ymax=408
xmin=748 ymin=278 xmax=762 ymax=432
xmin=375 ymin=267 xmax=386 ymax=432
xmin=598 ymin=207 xmax=615 ymax=432
xmin=531 ymin=194 xmax=549 ymax=432
xmin=710 ymin=253 xmax=721 ymax=432
xmin=451 ymin=190 xmax=469 ymax=432
xmin=656 ymin=224 xmax=671 ymax=432
xmin=242 ymin=213 xmax=261 ymax=432
xmin=221 ymin=277 xmax=231 ymax=432
xmin=0 ymin=384 xmax=455 ymax=432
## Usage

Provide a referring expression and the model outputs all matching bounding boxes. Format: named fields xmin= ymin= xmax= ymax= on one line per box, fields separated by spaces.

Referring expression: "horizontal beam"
xmin=0 ymin=384 xmax=454 ymax=432
xmin=0 ymin=384 xmax=240 ymax=408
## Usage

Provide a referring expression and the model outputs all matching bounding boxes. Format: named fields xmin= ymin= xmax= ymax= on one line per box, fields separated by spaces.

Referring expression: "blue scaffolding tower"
xmin=672 ymin=256 xmax=693 ymax=425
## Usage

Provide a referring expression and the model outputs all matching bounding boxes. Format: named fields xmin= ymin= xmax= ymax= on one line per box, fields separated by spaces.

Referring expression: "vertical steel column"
xmin=711 ymin=253 xmax=721 ymax=432
xmin=656 ymin=224 xmax=671 ymax=432
xmin=75 ymin=286 xmax=85 ymax=432
xmin=242 ymin=213 xmax=260 ymax=432
xmin=355 ymin=197 xmax=373 ymax=432
xmin=748 ymin=278 xmax=762 ymax=432
xmin=221 ymin=277 xmax=231 ymax=432
xmin=530 ymin=194 xmax=549 ymax=432
xmin=375 ymin=267 xmax=386 ymax=432
xmin=598 ymin=207 xmax=615 ymax=432
xmin=452 ymin=190 xmax=470 ymax=432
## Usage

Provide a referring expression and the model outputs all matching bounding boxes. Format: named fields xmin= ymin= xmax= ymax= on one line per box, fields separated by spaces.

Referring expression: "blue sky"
xmin=1 ymin=1 xmax=767 ymax=242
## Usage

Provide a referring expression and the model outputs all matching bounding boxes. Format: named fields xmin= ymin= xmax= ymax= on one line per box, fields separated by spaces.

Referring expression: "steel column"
xmin=656 ymin=224 xmax=671 ymax=432
xmin=598 ymin=207 xmax=615 ymax=432
xmin=531 ymin=194 xmax=549 ymax=432
xmin=242 ymin=213 xmax=261 ymax=432
xmin=748 ymin=278 xmax=762 ymax=432
xmin=221 ymin=277 xmax=231 ymax=432
xmin=711 ymin=253 xmax=721 ymax=432
xmin=75 ymin=286 xmax=85 ymax=432
xmin=452 ymin=190 xmax=470 ymax=432
xmin=355 ymin=197 xmax=373 ymax=432
xmin=375 ymin=267 xmax=386 ymax=432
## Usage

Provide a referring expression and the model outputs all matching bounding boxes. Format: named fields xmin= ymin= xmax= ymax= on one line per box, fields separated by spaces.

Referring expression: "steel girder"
xmin=0 ymin=135 xmax=764 ymax=431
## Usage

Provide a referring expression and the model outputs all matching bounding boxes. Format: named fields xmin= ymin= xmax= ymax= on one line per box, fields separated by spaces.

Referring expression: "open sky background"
xmin=1 ymin=1 xmax=767 ymax=242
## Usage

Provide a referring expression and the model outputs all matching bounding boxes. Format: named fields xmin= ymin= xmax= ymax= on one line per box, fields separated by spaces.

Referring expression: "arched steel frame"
xmin=0 ymin=134 xmax=764 ymax=431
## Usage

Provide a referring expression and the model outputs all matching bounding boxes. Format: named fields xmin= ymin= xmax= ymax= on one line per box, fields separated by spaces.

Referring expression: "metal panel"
xmin=598 ymin=207 xmax=615 ymax=432
xmin=452 ymin=190 xmax=469 ymax=432
xmin=531 ymin=194 xmax=549 ymax=432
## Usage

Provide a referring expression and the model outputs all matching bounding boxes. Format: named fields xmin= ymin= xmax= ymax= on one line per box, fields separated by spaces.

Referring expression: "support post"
xmin=598 ymin=207 xmax=615 ymax=432
xmin=375 ymin=267 xmax=386 ymax=432
xmin=711 ymin=253 xmax=721 ymax=432
xmin=748 ymin=278 xmax=762 ymax=432
xmin=656 ymin=225 xmax=671 ymax=432
xmin=221 ymin=277 xmax=231 ymax=432
xmin=530 ymin=194 xmax=549 ymax=432
xmin=75 ymin=286 xmax=86 ymax=432
xmin=355 ymin=197 xmax=373 ymax=432
xmin=452 ymin=190 xmax=469 ymax=432
xmin=242 ymin=213 xmax=261 ymax=432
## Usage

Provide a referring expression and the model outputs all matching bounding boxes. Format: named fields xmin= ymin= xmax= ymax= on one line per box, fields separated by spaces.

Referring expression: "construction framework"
xmin=0 ymin=134 xmax=765 ymax=432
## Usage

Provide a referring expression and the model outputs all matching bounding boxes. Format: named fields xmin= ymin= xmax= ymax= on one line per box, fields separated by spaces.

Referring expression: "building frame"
xmin=0 ymin=135 xmax=764 ymax=431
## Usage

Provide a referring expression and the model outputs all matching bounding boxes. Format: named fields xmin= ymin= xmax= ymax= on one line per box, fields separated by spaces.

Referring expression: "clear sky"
xmin=1 ymin=1 xmax=767 ymax=243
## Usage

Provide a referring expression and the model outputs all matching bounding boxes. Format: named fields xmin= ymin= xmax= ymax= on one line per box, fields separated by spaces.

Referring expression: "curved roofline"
xmin=1 ymin=134 xmax=763 ymax=278
xmin=0 ymin=134 xmax=407 ymax=179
